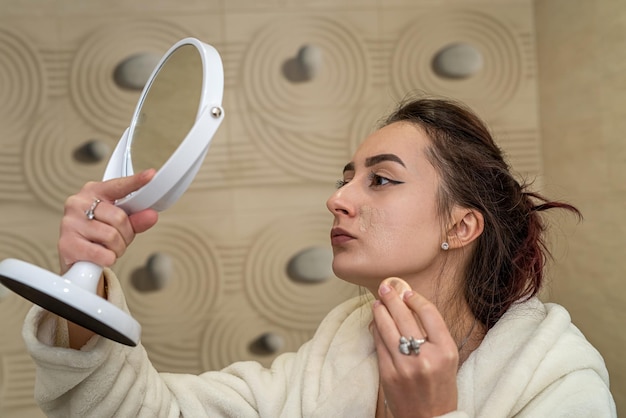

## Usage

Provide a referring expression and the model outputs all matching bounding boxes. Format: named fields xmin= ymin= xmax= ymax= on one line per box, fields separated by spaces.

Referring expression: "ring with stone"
xmin=399 ymin=335 xmax=427 ymax=355
xmin=85 ymin=198 xmax=102 ymax=220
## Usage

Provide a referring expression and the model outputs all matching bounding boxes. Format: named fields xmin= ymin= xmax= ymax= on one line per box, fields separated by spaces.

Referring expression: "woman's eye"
xmin=374 ymin=175 xmax=389 ymax=186
xmin=336 ymin=173 xmax=402 ymax=189
xmin=369 ymin=173 xmax=390 ymax=187
xmin=368 ymin=172 xmax=403 ymax=188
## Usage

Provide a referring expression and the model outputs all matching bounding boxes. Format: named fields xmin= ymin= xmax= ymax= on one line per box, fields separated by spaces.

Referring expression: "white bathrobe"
xmin=23 ymin=270 xmax=616 ymax=417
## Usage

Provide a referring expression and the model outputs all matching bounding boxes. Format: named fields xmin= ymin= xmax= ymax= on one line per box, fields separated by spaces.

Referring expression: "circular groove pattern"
xmin=391 ymin=10 xmax=522 ymax=114
xmin=241 ymin=16 xmax=369 ymax=181
xmin=69 ymin=20 xmax=189 ymax=136
xmin=201 ymin=314 xmax=309 ymax=370
xmin=22 ymin=111 xmax=106 ymax=210
xmin=117 ymin=222 xmax=222 ymax=341
xmin=0 ymin=232 xmax=54 ymax=346
xmin=246 ymin=112 xmax=348 ymax=182
xmin=348 ymin=104 xmax=391 ymax=155
xmin=0 ymin=144 xmax=31 ymax=201
xmin=0 ymin=27 xmax=43 ymax=138
xmin=244 ymin=212 xmax=358 ymax=330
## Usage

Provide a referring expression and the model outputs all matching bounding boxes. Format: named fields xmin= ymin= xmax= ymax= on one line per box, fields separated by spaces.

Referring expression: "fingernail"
xmin=379 ymin=284 xmax=391 ymax=295
xmin=403 ymin=290 xmax=414 ymax=300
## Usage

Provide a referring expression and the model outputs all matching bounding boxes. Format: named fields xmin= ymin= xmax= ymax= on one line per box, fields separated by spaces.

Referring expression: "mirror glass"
xmin=127 ymin=44 xmax=204 ymax=175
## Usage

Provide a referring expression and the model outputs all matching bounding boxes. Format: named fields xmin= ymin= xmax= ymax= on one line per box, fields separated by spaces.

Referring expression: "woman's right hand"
xmin=58 ymin=169 xmax=159 ymax=275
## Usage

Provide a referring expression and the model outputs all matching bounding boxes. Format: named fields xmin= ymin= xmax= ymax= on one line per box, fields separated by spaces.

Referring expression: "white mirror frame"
xmin=0 ymin=38 xmax=224 ymax=346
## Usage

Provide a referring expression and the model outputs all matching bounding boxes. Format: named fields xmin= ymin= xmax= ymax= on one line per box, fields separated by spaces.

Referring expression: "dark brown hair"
xmin=383 ymin=97 xmax=581 ymax=329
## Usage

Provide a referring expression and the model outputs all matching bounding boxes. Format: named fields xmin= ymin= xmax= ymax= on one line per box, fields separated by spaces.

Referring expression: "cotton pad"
xmin=381 ymin=277 xmax=412 ymax=298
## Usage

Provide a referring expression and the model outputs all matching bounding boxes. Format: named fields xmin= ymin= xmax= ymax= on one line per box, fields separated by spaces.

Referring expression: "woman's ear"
xmin=446 ymin=207 xmax=484 ymax=249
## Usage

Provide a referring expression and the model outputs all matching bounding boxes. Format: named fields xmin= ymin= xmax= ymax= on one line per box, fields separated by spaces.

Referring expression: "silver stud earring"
xmin=441 ymin=242 xmax=450 ymax=251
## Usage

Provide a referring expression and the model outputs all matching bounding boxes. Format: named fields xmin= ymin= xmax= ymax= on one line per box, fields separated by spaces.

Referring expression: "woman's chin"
xmin=332 ymin=264 xmax=380 ymax=287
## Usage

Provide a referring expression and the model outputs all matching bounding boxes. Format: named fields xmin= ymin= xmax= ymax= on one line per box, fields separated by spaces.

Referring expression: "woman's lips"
xmin=330 ymin=228 xmax=355 ymax=245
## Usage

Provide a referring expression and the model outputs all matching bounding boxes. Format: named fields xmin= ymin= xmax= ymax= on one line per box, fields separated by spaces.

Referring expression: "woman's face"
xmin=326 ymin=121 xmax=446 ymax=294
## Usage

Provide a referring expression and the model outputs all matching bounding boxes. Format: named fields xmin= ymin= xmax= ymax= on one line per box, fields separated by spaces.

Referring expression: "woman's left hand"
xmin=371 ymin=282 xmax=459 ymax=418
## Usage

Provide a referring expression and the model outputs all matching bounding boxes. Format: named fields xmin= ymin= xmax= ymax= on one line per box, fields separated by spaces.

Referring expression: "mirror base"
xmin=0 ymin=259 xmax=140 ymax=346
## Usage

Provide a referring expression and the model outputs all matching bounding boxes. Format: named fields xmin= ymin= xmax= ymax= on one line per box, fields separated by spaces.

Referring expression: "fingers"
xmin=58 ymin=217 xmax=118 ymax=272
xmin=376 ymin=283 xmax=426 ymax=341
xmin=129 ymin=209 xmax=159 ymax=234
xmin=402 ymin=291 xmax=455 ymax=347
xmin=372 ymin=282 xmax=458 ymax=364
xmin=58 ymin=170 xmax=158 ymax=273
xmin=372 ymin=280 xmax=461 ymax=418
xmin=97 ymin=169 xmax=156 ymax=203
xmin=59 ymin=200 xmax=130 ymax=270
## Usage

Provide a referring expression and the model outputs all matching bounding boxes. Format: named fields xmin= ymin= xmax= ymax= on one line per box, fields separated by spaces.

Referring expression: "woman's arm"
xmin=24 ymin=269 xmax=304 ymax=417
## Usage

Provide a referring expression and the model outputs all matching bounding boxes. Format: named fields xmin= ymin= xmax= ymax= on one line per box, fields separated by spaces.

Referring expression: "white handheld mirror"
xmin=0 ymin=37 xmax=224 ymax=346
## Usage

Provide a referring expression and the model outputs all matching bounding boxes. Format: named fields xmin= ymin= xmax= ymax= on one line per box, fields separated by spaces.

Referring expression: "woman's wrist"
xmin=66 ymin=274 xmax=106 ymax=349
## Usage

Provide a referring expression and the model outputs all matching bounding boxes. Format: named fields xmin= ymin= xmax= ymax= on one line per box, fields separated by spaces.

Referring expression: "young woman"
xmin=23 ymin=98 xmax=616 ymax=417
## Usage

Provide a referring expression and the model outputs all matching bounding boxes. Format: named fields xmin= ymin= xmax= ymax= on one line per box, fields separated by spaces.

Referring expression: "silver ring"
xmin=399 ymin=335 xmax=427 ymax=355
xmin=85 ymin=199 xmax=101 ymax=220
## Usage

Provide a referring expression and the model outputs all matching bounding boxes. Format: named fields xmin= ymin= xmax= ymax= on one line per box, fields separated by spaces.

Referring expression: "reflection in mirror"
xmin=128 ymin=44 xmax=204 ymax=175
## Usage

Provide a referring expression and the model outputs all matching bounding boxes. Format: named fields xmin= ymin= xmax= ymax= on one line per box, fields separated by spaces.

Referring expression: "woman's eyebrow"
xmin=365 ymin=153 xmax=406 ymax=168
xmin=342 ymin=154 xmax=406 ymax=173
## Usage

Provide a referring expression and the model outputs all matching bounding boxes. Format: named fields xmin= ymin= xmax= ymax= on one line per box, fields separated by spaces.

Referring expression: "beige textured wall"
xmin=0 ymin=0 xmax=561 ymax=415
xmin=535 ymin=0 xmax=624 ymax=414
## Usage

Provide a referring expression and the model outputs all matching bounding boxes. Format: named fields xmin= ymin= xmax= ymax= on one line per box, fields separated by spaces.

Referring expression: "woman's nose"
xmin=326 ymin=186 xmax=355 ymax=217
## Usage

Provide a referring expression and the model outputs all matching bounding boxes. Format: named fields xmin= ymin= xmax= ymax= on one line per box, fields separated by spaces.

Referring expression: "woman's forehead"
xmin=353 ymin=122 xmax=429 ymax=163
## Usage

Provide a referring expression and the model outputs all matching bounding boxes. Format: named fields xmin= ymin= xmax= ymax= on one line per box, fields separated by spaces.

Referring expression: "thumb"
xmin=129 ymin=209 xmax=159 ymax=234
